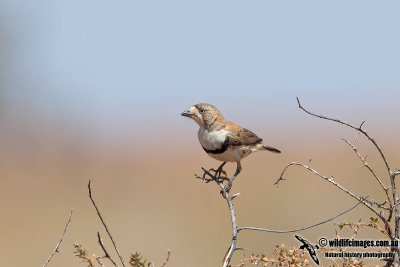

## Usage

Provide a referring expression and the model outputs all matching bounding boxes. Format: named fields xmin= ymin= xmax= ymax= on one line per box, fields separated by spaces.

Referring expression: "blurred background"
xmin=1 ymin=1 xmax=399 ymax=266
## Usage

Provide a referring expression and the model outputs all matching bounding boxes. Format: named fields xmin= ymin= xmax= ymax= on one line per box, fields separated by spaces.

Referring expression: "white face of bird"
xmin=181 ymin=105 xmax=205 ymax=127
xmin=181 ymin=103 xmax=221 ymax=128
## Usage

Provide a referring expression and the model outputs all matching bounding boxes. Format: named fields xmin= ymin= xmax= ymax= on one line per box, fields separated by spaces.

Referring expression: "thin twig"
xmin=222 ymin=192 xmax=238 ymax=267
xmin=238 ymin=202 xmax=361 ymax=233
xmin=337 ymin=220 xmax=390 ymax=238
xmin=353 ymin=132 xmax=361 ymax=143
xmin=98 ymin=232 xmax=119 ymax=267
xmin=88 ymin=180 xmax=126 ymax=267
xmin=159 ymin=249 xmax=171 ymax=267
xmin=296 ymin=97 xmax=392 ymax=177
xmin=196 ymin=167 xmax=238 ymax=267
xmin=96 ymin=257 xmax=106 ymax=267
xmin=343 ymin=139 xmax=388 ymax=192
xmin=343 ymin=138 xmax=393 ymax=211
xmin=274 ymin=162 xmax=385 ymax=221
xmin=197 ymin=166 xmax=362 ymax=267
xmin=369 ymin=199 xmax=391 ymax=210
xmin=296 ymin=97 xmax=399 ymax=267
xmin=43 ymin=208 xmax=73 ymax=267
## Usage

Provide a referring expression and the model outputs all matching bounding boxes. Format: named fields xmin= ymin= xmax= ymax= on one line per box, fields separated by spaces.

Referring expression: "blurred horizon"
xmin=1 ymin=1 xmax=399 ymax=266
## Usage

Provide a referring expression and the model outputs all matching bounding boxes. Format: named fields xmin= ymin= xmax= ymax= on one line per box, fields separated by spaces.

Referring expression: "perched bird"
xmin=181 ymin=103 xmax=281 ymax=192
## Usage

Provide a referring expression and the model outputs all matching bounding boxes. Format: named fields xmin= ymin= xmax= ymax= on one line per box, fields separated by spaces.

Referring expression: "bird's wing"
xmin=295 ymin=235 xmax=305 ymax=243
xmin=224 ymin=121 xmax=263 ymax=147
xmin=295 ymin=235 xmax=312 ymax=246
xmin=310 ymin=253 xmax=320 ymax=265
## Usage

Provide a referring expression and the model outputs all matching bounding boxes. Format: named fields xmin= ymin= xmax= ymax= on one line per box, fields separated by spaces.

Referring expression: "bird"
xmin=295 ymin=235 xmax=320 ymax=265
xmin=181 ymin=103 xmax=281 ymax=193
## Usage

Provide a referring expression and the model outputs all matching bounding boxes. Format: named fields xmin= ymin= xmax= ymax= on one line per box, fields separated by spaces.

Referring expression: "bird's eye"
xmin=199 ymin=109 xmax=205 ymax=114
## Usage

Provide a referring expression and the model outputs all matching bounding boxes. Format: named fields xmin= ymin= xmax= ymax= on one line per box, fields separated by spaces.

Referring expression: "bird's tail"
xmin=261 ymin=144 xmax=281 ymax=153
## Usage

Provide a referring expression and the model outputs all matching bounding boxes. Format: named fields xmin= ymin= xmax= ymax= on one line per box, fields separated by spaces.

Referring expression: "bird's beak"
xmin=181 ymin=110 xmax=193 ymax=118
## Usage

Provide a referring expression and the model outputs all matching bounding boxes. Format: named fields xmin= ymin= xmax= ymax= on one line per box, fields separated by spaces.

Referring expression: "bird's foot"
xmin=194 ymin=167 xmax=215 ymax=183
xmin=209 ymin=167 xmax=227 ymax=180
xmin=195 ymin=166 xmax=227 ymax=184
xmin=194 ymin=173 xmax=213 ymax=183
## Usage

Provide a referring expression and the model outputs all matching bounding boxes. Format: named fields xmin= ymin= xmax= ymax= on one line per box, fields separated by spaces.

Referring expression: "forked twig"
xmin=43 ymin=209 xmax=73 ymax=267
xmin=195 ymin=167 xmax=240 ymax=267
xmin=294 ymin=97 xmax=399 ymax=266
xmin=95 ymin=257 xmax=106 ymax=267
xmin=274 ymin=162 xmax=385 ymax=221
xmin=88 ymin=180 xmax=126 ymax=267
xmin=343 ymin=139 xmax=388 ymax=193
xmin=296 ymin=97 xmax=392 ymax=177
xmin=343 ymin=139 xmax=393 ymax=211
xmin=97 ymin=232 xmax=119 ymax=267
xmin=238 ymin=201 xmax=361 ymax=233
xmin=196 ymin=166 xmax=362 ymax=267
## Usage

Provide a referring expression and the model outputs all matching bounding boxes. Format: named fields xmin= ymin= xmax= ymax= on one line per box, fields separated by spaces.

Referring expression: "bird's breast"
xmin=198 ymin=128 xmax=229 ymax=151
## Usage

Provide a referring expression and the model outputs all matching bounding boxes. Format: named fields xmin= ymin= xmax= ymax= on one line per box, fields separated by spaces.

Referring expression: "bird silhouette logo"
xmin=295 ymin=235 xmax=320 ymax=265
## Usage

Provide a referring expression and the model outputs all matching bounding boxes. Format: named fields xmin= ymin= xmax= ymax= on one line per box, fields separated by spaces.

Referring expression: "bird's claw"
xmin=194 ymin=173 xmax=213 ymax=183
xmin=207 ymin=168 xmax=229 ymax=184
xmin=209 ymin=167 xmax=227 ymax=178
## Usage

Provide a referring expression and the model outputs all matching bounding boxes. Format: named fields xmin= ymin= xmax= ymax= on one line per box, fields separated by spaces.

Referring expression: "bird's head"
xmin=181 ymin=103 xmax=224 ymax=128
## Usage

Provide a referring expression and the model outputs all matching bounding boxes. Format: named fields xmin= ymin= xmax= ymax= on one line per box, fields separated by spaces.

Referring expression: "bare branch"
xmin=159 ymin=249 xmax=171 ymax=267
xmin=343 ymin=138 xmax=393 ymax=211
xmin=238 ymin=202 xmax=361 ymax=233
xmin=196 ymin=164 xmax=364 ymax=267
xmin=222 ymin=192 xmax=238 ymax=267
xmin=296 ymin=97 xmax=392 ymax=177
xmin=274 ymin=162 xmax=385 ymax=221
xmin=196 ymin=167 xmax=238 ymax=267
xmin=43 ymin=208 xmax=73 ymax=267
xmin=296 ymin=97 xmax=398 ymax=247
xmin=369 ymin=199 xmax=391 ymax=210
xmin=88 ymin=180 xmax=126 ymax=267
xmin=231 ymin=193 xmax=241 ymax=199
xmin=353 ymin=132 xmax=361 ymax=143
xmin=196 ymin=165 xmax=364 ymax=267
xmin=96 ymin=257 xmax=106 ymax=267
xmin=98 ymin=232 xmax=119 ymax=267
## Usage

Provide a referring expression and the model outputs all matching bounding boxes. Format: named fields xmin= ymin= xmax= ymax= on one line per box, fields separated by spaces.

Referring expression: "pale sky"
xmin=1 ymin=0 xmax=399 ymax=138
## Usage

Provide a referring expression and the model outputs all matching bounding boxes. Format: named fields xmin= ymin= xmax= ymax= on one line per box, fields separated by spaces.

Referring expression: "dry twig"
xmin=274 ymin=162 xmax=385 ymax=221
xmin=290 ymin=97 xmax=399 ymax=266
xmin=197 ymin=166 xmax=361 ymax=267
xmin=159 ymin=249 xmax=171 ymax=267
xmin=43 ymin=208 xmax=73 ymax=267
xmin=238 ymin=201 xmax=361 ymax=233
xmin=88 ymin=180 xmax=126 ymax=267
xmin=97 ymin=232 xmax=119 ymax=267
xmin=295 ymin=97 xmax=392 ymax=177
